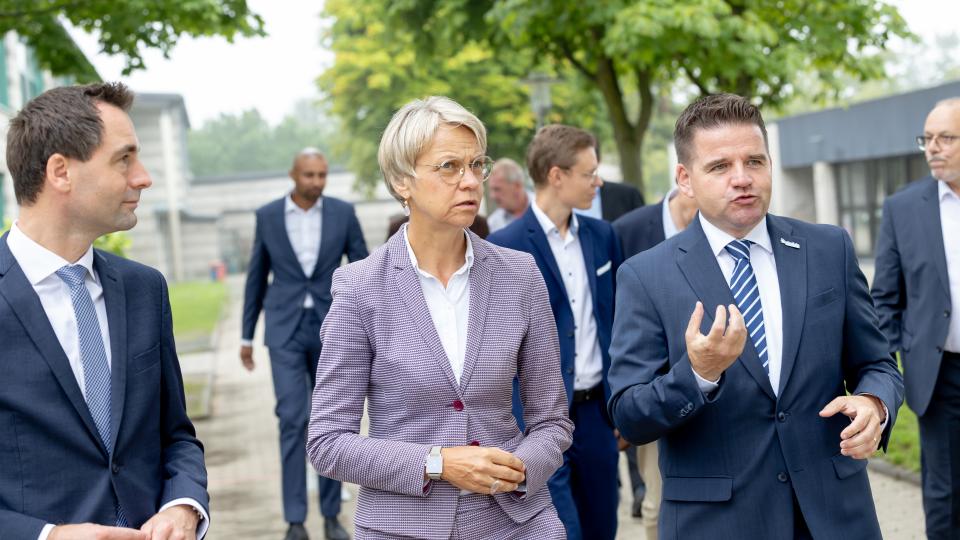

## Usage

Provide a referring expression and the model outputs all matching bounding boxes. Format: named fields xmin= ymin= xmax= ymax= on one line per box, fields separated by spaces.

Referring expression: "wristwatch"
xmin=425 ymin=446 xmax=443 ymax=480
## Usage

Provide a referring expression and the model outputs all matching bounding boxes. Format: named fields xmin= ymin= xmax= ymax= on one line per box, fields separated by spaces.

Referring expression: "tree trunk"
xmin=594 ymin=55 xmax=645 ymax=197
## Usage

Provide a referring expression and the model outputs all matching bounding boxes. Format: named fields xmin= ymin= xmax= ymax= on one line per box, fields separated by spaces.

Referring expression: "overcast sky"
xmin=71 ymin=0 xmax=959 ymax=127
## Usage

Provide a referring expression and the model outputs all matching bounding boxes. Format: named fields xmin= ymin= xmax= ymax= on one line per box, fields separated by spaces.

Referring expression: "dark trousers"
xmin=268 ymin=309 xmax=341 ymax=524
xmin=548 ymin=393 xmax=619 ymax=540
xmin=919 ymin=351 xmax=960 ymax=540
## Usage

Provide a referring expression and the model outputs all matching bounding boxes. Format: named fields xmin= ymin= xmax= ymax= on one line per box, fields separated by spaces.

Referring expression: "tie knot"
xmin=56 ymin=264 xmax=88 ymax=289
xmin=724 ymin=239 xmax=753 ymax=262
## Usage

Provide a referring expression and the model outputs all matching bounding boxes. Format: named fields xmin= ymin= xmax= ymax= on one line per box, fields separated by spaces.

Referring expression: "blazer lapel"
xmin=313 ymin=199 xmax=333 ymax=279
xmin=578 ymin=221 xmax=599 ymax=308
xmin=389 ymin=234 xmax=462 ymax=395
xmin=523 ymin=209 xmax=566 ymax=299
xmin=767 ymin=216 xmax=806 ymax=397
xmin=0 ymin=237 xmax=107 ymax=454
xmin=676 ymin=219 xmax=776 ymax=400
xmin=458 ymin=232 xmax=490 ymax=391
xmin=274 ymin=198 xmax=307 ymax=278
xmin=95 ymin=252 xmax=127 ymax=452
xmin=919 ymin=179 xmax=951 ymax=297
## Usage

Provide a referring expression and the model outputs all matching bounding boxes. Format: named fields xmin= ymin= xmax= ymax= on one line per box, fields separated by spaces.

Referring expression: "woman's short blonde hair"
xmin=378 ymin=96 xmax=487 ymax=202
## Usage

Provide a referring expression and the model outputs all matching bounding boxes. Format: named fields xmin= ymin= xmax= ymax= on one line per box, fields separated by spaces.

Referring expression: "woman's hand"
xmin=440 ymin=446 xmax=526 ymax=495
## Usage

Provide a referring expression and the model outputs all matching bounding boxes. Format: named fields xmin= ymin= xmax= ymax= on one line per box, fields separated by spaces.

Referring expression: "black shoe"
xmin=324 ymin=517 xmax=350 ymax=540
xmin=285 ymin=523 xmax=309 ymax=540
xmin=631 ymin=498 xmax=643 ymax=518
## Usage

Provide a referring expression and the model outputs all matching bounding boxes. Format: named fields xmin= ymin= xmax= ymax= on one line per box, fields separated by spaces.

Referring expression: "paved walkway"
xmin=190 ymin=278 xmax=926 ymax=539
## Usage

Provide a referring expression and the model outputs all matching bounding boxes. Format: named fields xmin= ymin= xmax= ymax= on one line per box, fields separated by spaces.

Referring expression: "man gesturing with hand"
xmin=607 ymin=94 xmax=903 ymax=540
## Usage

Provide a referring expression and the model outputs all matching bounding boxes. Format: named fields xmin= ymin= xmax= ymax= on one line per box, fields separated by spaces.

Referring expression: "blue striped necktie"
xmin=56 ymin=264 xmax=129 ymax=527
xmin=724 ymin=240 xmax=769 ymax=373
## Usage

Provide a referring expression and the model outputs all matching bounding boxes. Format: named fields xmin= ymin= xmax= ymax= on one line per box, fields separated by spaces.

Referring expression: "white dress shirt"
xmin=285 ymin=194 xmax=323 ymax=308
xmin=694 ymin=215 xmax=785 ymax=396
xmin=404 ymin=225 xmax=473 ymax=383
xmin=531 ymin=201 xmax=604 ymax=390
xmin=662 ymin=188 xmax=681 ymax=240
xmin=940 ymin=181 xmax=960 ymax=353
xmin=7 ymin=223 xmax=209 ymax=539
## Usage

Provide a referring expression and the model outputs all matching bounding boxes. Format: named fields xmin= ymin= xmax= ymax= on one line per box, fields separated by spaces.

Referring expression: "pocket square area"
xmin=596 ymin=261 xmax=612 ymax=276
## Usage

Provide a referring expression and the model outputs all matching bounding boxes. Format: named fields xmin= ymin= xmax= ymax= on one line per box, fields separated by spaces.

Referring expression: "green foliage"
xmin=320 ymin=0 xmax=606 ymax=193
xmin=0 ymin=0 xmax=265 ymax=81
xmin=187 ymin=100 xmax=341 ymax=177
xmin=884 ymin=402 xmax=919 ymax=473
xmin=334 ymin=0 xmax=913 ymax=196
xmin=168 ymin=280 xmax=227 ymax=342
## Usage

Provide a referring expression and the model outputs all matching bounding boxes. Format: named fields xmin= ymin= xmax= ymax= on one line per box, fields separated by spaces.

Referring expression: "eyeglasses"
xmin=563 ymin=167 xmax=600 ymax=182
xmin=917 ymin=133 xmax=959 ymax=151
xmin=417 ymin=156 xmax=494 ymax=185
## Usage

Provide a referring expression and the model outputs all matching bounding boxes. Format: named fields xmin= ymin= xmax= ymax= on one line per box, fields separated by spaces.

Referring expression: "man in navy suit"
xmin=240 ymin=149 xmax=367 ymax=540
xmin=610 ymin=187 xmax=697 ymax=536
xmin=608 ymin=94 xmax=903 ymax=539
xmin=488 ymin=125 xmax=622 ymax=540
xmin=872 ymin=97 xmax=960 ymax=539
xmin=0 ymin=83 xmax=208 ymax=539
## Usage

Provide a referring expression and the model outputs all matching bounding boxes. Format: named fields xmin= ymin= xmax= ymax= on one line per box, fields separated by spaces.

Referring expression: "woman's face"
xmin=397 ymin=125 xmax=485 ymax=230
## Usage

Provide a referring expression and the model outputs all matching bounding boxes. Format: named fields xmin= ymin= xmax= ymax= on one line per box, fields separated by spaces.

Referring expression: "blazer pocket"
xmin=130 ymin=343 xmax=161 ymax=374
xmin=596 ymin=260 xmax=612 ymax=277
xmin=662 ymin=476 xmax=732 ymax=502
xmin=808 ymin=287 xmax=839 ymax=310
xmin=831 ymin=453 xmax=868 ymax=479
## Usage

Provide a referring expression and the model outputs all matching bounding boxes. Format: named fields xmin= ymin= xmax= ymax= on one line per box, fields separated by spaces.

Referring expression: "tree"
xmin=378 ymin=0 xmax=912 ymax=195
xmin=0 ymin=0 xmax=264 ymax=81
xmin=320 ymin=0 xmax=608 ymax=193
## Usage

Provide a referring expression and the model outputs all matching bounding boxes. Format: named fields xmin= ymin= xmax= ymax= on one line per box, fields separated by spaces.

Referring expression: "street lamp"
xmin=523 ymin=72 xmax=555 ymax=131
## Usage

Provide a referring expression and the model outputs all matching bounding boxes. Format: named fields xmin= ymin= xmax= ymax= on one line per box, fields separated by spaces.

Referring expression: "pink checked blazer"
xmin=307 ymin=230 xmax=573 ymax=539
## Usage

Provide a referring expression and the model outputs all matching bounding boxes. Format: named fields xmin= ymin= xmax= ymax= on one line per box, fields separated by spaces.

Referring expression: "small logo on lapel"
xmin=596 ymin=260 xmax=612 ymax=276
xmin=779 ymin=238 xmax=800 ymax=249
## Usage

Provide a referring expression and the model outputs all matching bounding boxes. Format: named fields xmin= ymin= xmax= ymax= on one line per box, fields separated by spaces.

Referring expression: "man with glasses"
xmin=488 ymin=125 xmax=623 ymax=540
xmin=873 ymin=97 xmax=960 ymax=539
xmin=240 ymin=148 xmax=368 ymax=540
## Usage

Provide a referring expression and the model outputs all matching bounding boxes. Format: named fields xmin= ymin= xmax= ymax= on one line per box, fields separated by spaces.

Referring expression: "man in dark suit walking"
xmin=610 ymin=186 xmax=697 ymax=538
xmin=241 ymin=149 xmax=367 ymax=540
xmin=872 ymin=97 xmax=960 ymax=539
xmin=489 ymin=125 xmax=622 ymax=540
xmin=609 ymin=94 xmax=903 ymax=539
xmin=0 ymin=83 xmax=209 ymax=539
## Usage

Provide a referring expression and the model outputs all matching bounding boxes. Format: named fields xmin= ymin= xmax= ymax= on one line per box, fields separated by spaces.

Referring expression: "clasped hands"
xmin=685 ymin=302 xmax=886 ymax=459
xmin=48 ymin=505 xmax=199 ymax=540
xmin=437 ymin=446 xmax=525 ymax=495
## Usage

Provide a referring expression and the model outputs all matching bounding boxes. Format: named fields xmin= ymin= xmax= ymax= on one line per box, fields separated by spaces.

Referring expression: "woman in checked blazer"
xmin=307 ymin=96 xmax=573 ymax=540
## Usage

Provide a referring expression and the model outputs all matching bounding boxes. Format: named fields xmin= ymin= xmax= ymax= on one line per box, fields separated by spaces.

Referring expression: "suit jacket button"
xmin=945 ymin=310 xmax=951 ymax=318
xmin=777 ymin=472 xmax=788 ymax=483
xmin=452 ymin=400 xmax=464 ymax=412
xmin=937 ymin=346 xmax=944 ymax=354
xmin=111 ymin=463 xmax=120 ymax=474
xmin=566 ymin=368 xmax=574 ymax=374
xmin=777 ymin=412 xmax=787 ymax=422
xmin=568 ymin=331 xmax=575 ymax=338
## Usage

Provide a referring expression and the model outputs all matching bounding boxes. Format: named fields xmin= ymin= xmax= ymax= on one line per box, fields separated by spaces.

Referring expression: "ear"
xmin=547 ymin=165 xmax=564 ymax=188
xmin=391 ymin=175 xmax=413 ymax=201
xmin=676 ymin=163 xmax=694 ymax=198
xmin=45 ymin=153 xmax=72 ymax=194
xmin=289 ymin=167 xmax=297 ymax=182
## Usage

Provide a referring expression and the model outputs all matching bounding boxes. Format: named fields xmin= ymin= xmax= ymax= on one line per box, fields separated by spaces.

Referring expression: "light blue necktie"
xmin=724 ymin=240 xmax=769 ymax=373
xmin=56 ymin=264 xmax=128 ymax=527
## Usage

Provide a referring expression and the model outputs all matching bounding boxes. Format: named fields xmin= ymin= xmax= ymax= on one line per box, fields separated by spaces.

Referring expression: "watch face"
xmin=426 ymin=455 xmax=442 ymax=475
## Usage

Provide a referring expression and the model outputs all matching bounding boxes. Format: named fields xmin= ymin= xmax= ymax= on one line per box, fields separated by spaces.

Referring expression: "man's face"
xmin=291 ymin=155 xmax=328 ymax=203
xmin=555 ymin=146 xmax=602 ymax=210
xmin=69 ymin=102 xmax=152 ymax=236
xmin=676 ymin=123 xmax=771 ymax=238
xmin=923 ymin=104 xmax=960 ymax=185
xmin=489 ymin=169 xmax=524 ymax=213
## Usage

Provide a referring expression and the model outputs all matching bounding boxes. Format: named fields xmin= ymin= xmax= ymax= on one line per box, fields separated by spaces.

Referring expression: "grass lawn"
xmin=883 ymin=402 xmax=920 ymax=473
xmin=168 ymin=281 xmax=228 ymax=347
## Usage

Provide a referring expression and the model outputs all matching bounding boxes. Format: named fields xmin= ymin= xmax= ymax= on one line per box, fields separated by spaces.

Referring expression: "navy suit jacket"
xmin=872 ymin=177 xmax=953 ymax=416
xmin=612 ymin=200 xmax=666 ymax=258
xmin=242 ymin=196 xmax=368 ymax=348
xmin=599 ymin=181 xmax=645 ymax=222
xmin=488 ymin=207 xmax=623 ymax=420
xmin=608 ymin=214 xmax=903 ymax=539
xmin=0 ymin=236 xmax=208 ymax=538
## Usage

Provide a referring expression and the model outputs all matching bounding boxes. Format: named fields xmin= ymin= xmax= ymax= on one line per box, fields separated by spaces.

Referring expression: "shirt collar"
xmin=938 ymin=179 xmax=960 ymax=203
xmin=7 ymin=221 xmax=96 ymax=286
xmin=531 ymin=199 xmax=579 ymax=238
xmin=698 ymin=213 xmax=773 ymax=258
xmin=662 ymin=188 xmax=680 ymax=239
xmin=402 ymin=223 xmax=474 ymax=279
xmin=285 ymin=193 xmax=323 ymax=214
